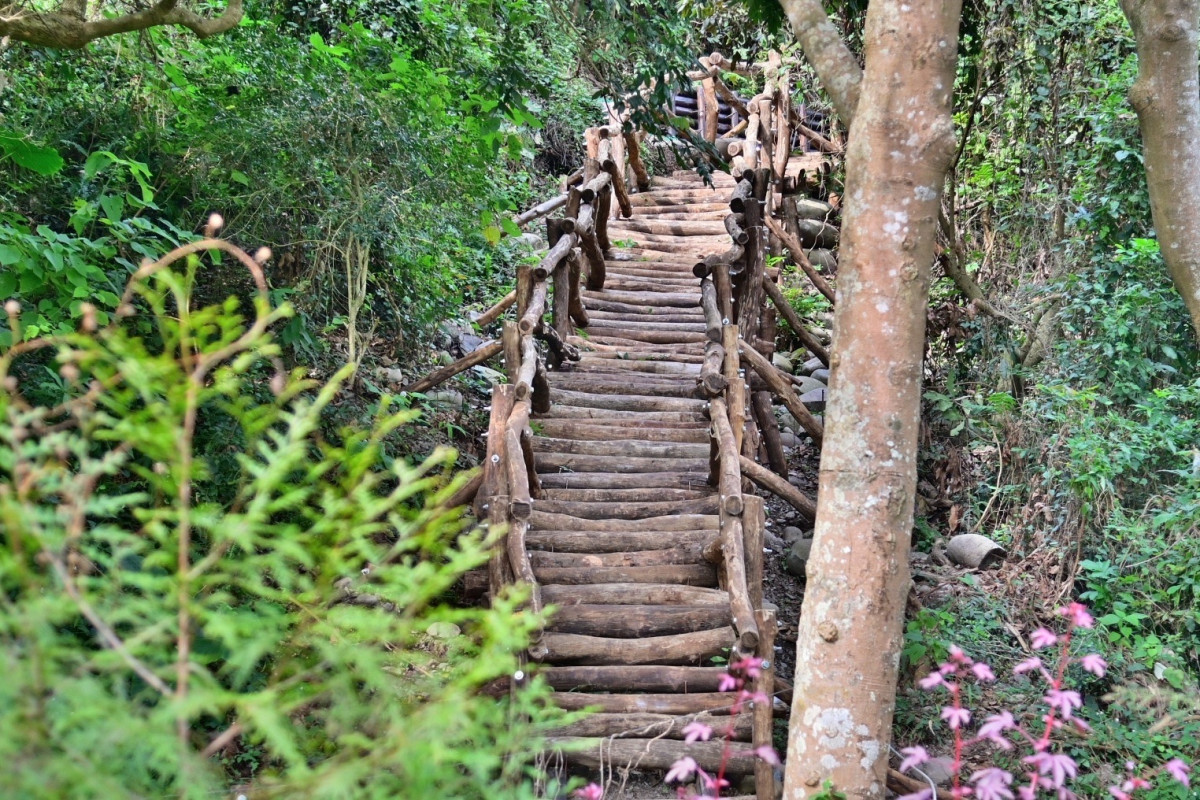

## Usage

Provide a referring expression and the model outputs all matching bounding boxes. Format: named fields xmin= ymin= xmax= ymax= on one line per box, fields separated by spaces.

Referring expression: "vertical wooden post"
xmin=502 ymin=321 xmax=520 ymax=385
xmin=743 ymin=494 xmax=765 ymax=611
xmin=754 ymin=607 xmax=778 ymax=800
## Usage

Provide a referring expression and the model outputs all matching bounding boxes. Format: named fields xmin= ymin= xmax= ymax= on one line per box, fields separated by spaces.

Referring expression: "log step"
xmin=537 ymin=625 xmax=731 ymax=663
xmin=531 ymin=420 xmax=708 ymax=440
xmin=536 ymin=471 xmax=710 ymax=490
xmin=540 ymin=486 xmax=712 ymax=502
xmin=535 ymin=452 xmax=709 ymax=474
xmin=551 ymin=711 xmax=753 ymax=741
xmin=535 ymin=564 xmax=718 ymax=587
xmin=527 ymin=529 xmax=714 ymax=552
xmin=548 ymin=388 xmax=706 ymax=412
xmin=546 ymin=737 xmax=756 ymax=775
xmin=552 ymin=691 xmax=737 ymax=714
xmin=540 ymin=583 xmax=729 ymax=607
xmin=544 ymin=604 xmax=731 ymax=637
xmin=528 ymin=510 xmax=718 ymax=532
xmin=532 ymin=497 xmax=719 ymax=519
xmin=541 ymin=664 xmax=731 ymax=691
xmin=547 ymin=376 xmax=701 ymax=398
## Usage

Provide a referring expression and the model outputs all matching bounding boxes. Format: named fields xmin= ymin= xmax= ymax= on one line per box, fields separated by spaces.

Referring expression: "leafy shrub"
xmin=0 ymin=240 xmax=559 ymax=798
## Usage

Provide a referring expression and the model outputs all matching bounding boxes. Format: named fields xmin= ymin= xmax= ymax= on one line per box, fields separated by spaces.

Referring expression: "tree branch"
xmin=0 ymin=0 xmax=242 ymax=48
xmin=778 ymin=0 xmax=863 ymax=128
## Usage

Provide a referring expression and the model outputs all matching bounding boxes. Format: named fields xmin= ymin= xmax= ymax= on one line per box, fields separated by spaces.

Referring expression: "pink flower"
xmin=1031 ymin=628 xmax=1059 ymax=649
xmin=949 ymin=645 xmax=974 ymax=664
xmin=665 ymin=757 xmax=699 ymax=784
xmin=718 ymin=672 xmax=739 ymax=692
xmin=739 ymin=689 xmax=770 ymax=706
xmin=1018 ymin=786 xmax=1036 ymax=800
xmin=971 ymin=768 xmax=1015 ymax=800
xmin=730 ymin=656 xmax=763 ymax=679
xmin=1165 ymin=758 xmax=1191 ymax=788
xmin=574 ymin=784 xmax=603 ymax=800
xmin=754 ymin=745 xmax=781 ymax=766
xmin=972 ymin=662 xmax=997 ymax=682
xmin=898 ymin=792 xmax=934 ymax=800
xmin=1014 ymin=657 xmax=1043 ymax=675
xmin=1024 ymin=752 xmax=1078 ymax=788
xmin=919 ymin=671 xmax=945 ymax=690
xmin=683 ymin=721 xmax=713 ymax=743
xmin=900 ymin=746 xmax=930 ymax=773
xmin=942 ymin=706 xmax=972 ymax=729
xmin=1044 ymin=689 xmax=1082 ymax=717
xmin=1060 ymin=602 xmax=1094 ymax=629
xmin=1079 ymin=653 xmax=1107 ymax=677
xmin=976 ymin=711 xmax=1016 ymax=747
xmin=1108 ymin=787 xmax=1130 ymax=800
xmin=699 ymin=772 xmax=728 ymax=792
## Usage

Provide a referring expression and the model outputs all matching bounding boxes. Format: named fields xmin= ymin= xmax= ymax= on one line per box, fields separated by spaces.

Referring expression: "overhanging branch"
xmin=0 ymin=0 xmax=243 ymax=48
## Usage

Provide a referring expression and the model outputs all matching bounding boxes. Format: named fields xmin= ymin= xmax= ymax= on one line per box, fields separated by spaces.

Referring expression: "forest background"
xmin=0 ymin=0 xmax=1197 ymax=797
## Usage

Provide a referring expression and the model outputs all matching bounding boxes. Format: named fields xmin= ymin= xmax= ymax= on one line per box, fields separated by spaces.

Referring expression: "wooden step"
xmin=548 ymin=388 xmax=706 ymax=412
xmin=546 ymin=737 xmax=756 ymax=775
xmin=532 ymin=420 xmax=707 ymax=442
xmin=536 ymin=470 xmax=709 ymax=490
xmin=582 ymin=289 xmax=698 ymax=307
xmin=540 ymin=584 xmax=729 ymax=607
xmin=536 ymin=452 xmax=709 ymax=474
xmin=538 ymin=626 xmax=731 ymax=663
xmin=535 ymin=405 xmax=707 ymax=422
xmin=532 ymin=497 xmax=719 ymax=519
xmin=526 ymin=529 xmax=713 ymax=552
xmin=540 ymin=486 xmax=711 ymax=502
xmin=551 ymin=691 xmax=736 ymax=713
xmin=529 ymin=510 xmax=717 ymax=532
xmin=532 ymin=546 xmax=710 ymax=570
xmin=534 ymin=564 xmax=718 ymax=587
xmin=548 ymin=376 xmax=698 ymax=399
xmin=551 ymin=711 xmax=753 ymax=741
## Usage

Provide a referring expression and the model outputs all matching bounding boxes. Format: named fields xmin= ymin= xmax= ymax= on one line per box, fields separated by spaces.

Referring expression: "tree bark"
xmin=781 ymin=1 xmax=961 ymax=798
xmin=778 ymin=0 xmax=862 ymax=126
xmin=1121 ymin=0 xmax=1200 ymax=340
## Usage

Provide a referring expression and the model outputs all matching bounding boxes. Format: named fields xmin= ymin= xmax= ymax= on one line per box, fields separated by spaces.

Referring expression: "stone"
xmin=800 ymin=387 xmax=827 ymax=411
xmin=792 ymin=375 xmax=826 ymax=395
xmin=513 ymin=232 xmax=545 ymax=251
xmin=471 ymin=365 xmax=506 ymax=385
xmin=771 ymin=352 xmax=793 ymax=373
xmin=764 ymin=531 xmax=786 ymax=552
xmin=811 ymin=367 xmax=830 ymax=382
xmin=802 ymin=357 xmax=823 ymax=375
xmin=380 ymin=367 xmax=405 ymax=385
xmin=785 ymin=537 xmax=813 ymax=578
xmin=459 ymin=333 xmax=485 ymax=354
xmin=778 ymin=431 xmax=801 ymax=448
xmin=427 ymin=389 xmax=464 ymax=411
xmin=782 ymin=526 xmax=807 ymax=546
xmin=776 ymin=409 xmax=800 ymax=434
xmin=919 ymin=756 xmax=957 ymax=786
xmin=435 ymin=350 xmax=455 ymax=366
xmin=426 ymin=621 xmax=461 ymax=639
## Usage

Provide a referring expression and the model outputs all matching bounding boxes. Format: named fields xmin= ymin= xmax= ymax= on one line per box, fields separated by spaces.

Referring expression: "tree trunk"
xmin=781 ymin=1 xmax=961 ymax=797
xmin=1121 ymin=0 xmax=1200 ymax=340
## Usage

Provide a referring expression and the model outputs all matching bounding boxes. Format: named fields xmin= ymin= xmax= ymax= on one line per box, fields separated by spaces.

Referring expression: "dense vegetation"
xmin=1 ymin=0 xmax=1197 ymax=795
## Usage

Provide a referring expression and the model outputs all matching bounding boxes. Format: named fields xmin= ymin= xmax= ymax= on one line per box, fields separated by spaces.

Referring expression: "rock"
xmin=776 ymin=409 xmax=800 ymax=434
xmin=762 ymin=600 xmax=779 ymax=614
xmin=811 ymin=367 xmax=831 ymax=382
xmin=764 ymin=531 xmax=786 ymax=552
xmin=426 ymin=621 xmax=461 ymax=639
xmin=772 ymin=352 xmax=793 ymax=373
xmin=782 ymin=526 xmax=807 ymax=546
xmin=793 ymin=376 xmax=826 ymax=395
xmin=800 ymin=388 xmax=827 ymax=411
xmin=380 ymin=367 xmax=405 ymax=385
xmin=435 ymin=350 xmax=455 ymax=366
xmin=778 ymin=431 xmax=801 ymax=448
xmin=427 ymin=389 xmax=464 ymax=411
xmin=785 ymin=537 xmax=813 ymax=578
xmin=919 ymin=756 xmax=957 ymax=786
xmin=459 ymin=333 xmax=485 ymax=354
xmin=471 ymin=365 xmax=506 ymax=385
xmin=945 ymin=533 xmax=1007 ymax=569
xmin=802 ymin=357 xmax=823 ymax=375
xmin=513 ymin=232 xmax=545 ymax=250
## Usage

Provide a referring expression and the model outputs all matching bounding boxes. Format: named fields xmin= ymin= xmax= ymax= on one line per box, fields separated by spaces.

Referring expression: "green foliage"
xmin=0 ymin=250 xmax=560 ymax=798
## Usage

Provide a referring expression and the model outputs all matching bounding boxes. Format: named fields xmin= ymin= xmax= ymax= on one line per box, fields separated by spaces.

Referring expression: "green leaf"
xmin=230 ymin=169 xmax=251 ymax=186
xmin=0 ymin=130 xmax=64 ymax=176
